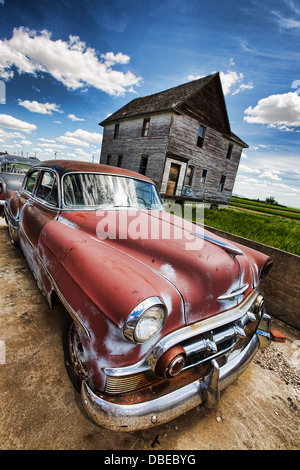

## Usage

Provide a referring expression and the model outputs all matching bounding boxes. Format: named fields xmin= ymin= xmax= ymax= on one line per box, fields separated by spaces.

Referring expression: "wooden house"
xmin=99 ymin=73 xmax=248 ymax=206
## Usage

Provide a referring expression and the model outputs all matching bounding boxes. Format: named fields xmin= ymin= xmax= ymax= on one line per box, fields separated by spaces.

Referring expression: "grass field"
xmin=201 ymin=197 xmax=300 ymax=256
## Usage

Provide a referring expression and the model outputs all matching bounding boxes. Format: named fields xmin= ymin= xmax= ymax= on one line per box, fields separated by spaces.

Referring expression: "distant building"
xmin=99 ymin=73 xmax=248 ymax=206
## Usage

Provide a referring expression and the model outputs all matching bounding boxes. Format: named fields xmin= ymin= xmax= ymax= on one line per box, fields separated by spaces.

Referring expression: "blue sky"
xmin=0 ymin=0 xmax=299 ymax=207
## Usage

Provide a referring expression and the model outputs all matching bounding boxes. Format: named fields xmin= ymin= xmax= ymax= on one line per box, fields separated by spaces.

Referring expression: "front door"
xmin=166 ymin=163 xmax=181 ymax=196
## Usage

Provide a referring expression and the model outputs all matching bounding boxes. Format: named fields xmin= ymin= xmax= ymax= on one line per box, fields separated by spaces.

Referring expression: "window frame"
xmin=35 ymin=170 xmax=59 ymax=207
xmin=197 ymin=124 xmax=206 ymax=148
xmin=139 ymin=155 xmax=149 ymax=175
xmin=200 ymin=168 xmax=208 ymax=184
xmin=141 ymin=117 xmax=150 ymax=137
xmin=226 ymin=143 xmax=233 ymax=160
xmin=23 ymin=169 xmax=40 ymax=195
xmin=117 ymin=155 xmax=123 ymax=167
xmin=218 ymin=174 xmax=226 ymax=192
xmin=114 ymin=124 xmax=120 ymax=139
xmin=184 ymin=164 xmax=195 ymax=187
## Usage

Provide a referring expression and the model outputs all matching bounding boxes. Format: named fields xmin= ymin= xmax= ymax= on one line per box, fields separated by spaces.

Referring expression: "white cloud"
xmin=220 ymin=70 xmax=253 ymax=95
xmin=57 ymin=128 xmax=101 ymax=148
xmin=239 ymin=164 xmax=261 ymax=174
xmin=18 ymin=99 xmax=63 ymax=115
xmin=259 ymin=170 xmax=282 ymax=181
xmin=187 ymin=69 xmax=253 ymax=95
xmin=0 ymin=128 xmax=25 ymax=140
xmin=57 ymin=135 xmax=89 ymax=147
xmin=38 ymin=137 xmax=56 ymax=143
xmin=0 ymin=27 xmax=142 ymax=96
xmin=0 ymin=114 xmax=37 ymax=133
xmin=101 ymin=52 xmax=130 ymax=67
xmin=20 ymin=139 xmax=32 ymax=146
xmin=272 ymin=10 xmax=300 ymax=29
xmin=67 ymin=114 xmax=85 ymax=121
xmin=244 ymin=92 xmax=300 ymax=129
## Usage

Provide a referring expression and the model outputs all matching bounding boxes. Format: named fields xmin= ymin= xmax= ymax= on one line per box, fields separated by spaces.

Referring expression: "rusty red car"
xmin=4 ymin=160 xmax=273 ymax=431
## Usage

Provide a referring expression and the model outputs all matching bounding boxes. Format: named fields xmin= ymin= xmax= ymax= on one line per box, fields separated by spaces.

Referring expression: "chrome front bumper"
xmin=81 ymin=313 xmax=271 ymax=432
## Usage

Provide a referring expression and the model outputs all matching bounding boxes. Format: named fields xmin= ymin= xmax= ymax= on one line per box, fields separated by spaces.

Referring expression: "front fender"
xmin=38 ymin=219 xmax=185 ymax=391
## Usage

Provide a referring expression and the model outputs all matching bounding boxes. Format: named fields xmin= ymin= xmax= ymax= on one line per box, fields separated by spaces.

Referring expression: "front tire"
xmin=63 ymin=316 xmax=88 ymax=393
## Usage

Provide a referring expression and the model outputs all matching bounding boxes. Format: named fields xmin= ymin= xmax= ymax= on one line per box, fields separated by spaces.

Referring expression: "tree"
xmin=265 ymin=196 xmax=278 ymax=205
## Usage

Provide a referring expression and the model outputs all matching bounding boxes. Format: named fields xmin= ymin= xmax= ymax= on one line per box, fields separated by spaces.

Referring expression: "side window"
xmin=197 ymin=124 xmax=206 ymax=148
xmin=24 ymin=170 xmax=39 ymax=194
xmin=141 ymin=118 xmax=150 ymax=137
xmin=36 ymin=171 xmax=58 ymax=206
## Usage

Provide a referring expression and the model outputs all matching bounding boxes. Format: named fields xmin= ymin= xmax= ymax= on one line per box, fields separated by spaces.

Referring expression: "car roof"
xmin=1 ymin=154 xmax=40 ymax=165
xmin=33 ymin=159 xmax=154 ymax=184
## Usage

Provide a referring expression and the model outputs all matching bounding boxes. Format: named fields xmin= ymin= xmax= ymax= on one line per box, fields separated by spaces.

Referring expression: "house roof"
xmin=99 ymin=73 xmax=248 ymax=148
xmin=100 ymin=73 xmax=218 ymax=125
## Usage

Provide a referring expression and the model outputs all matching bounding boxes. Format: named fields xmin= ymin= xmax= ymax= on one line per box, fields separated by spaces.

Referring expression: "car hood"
xmin=57 ymin=209 xmax=261 ymax=325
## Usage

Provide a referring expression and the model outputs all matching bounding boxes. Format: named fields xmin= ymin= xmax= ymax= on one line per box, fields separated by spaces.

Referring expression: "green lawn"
xmin=201 ymin=205 xmax=300 ymax=256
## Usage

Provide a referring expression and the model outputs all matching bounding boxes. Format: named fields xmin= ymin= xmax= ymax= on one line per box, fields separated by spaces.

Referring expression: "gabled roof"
xmin=100 ymin=73 xmax=218 ymax=126
xmin=99 ymin=73 xmax=248 ymax=148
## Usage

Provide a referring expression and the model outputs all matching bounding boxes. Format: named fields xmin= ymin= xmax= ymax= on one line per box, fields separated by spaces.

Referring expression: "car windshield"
xmin=63 ymin=173 xmax=163 ymax=210
xmin=1 ymin=163 xmax=32 ymax=174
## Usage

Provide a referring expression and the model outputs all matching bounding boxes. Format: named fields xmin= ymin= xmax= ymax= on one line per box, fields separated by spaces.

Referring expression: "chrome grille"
xmin=104 ymin=309 xmax=259 ymax=395
xmin=105 ymin=371 xmax=158 ymax=395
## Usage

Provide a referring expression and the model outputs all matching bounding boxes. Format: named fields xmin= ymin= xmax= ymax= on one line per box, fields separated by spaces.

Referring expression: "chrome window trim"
xmin=22 ymin=166 xmax=62 ymax=209
xmin=60 ymin=171 xmax=163 ymax=211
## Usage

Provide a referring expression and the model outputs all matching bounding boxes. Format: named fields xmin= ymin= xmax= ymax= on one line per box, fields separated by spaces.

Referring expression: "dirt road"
xmin=0 ymin=217 xmax=299 ymax=450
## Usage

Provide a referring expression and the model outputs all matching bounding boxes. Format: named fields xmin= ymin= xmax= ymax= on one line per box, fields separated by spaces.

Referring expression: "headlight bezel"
xmin=123 ymin=297 xmax=167 ymax=344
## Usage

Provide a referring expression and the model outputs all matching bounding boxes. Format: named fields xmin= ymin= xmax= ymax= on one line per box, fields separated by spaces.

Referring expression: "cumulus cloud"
xmin=239 ymin=164 xmax=261 ymax=174
xmin=220 ymin=70 xmax=253 ymax=95
xmin=187 ymin=69 xmax=253 ymax=95
xmin=244 ymin=92 xmax=300 ymax=129
xmin=0 ymin=114 xmax=36 ymax=133
xmin=0 ymin=27 xmax=142 ymax=96
xmin=57 ymin=128 xmax=101 ymax=147
xmin=18 ymin=99 xmax=63 ymax=115
xmin=67 ymin=114 xmax=85 ymax=121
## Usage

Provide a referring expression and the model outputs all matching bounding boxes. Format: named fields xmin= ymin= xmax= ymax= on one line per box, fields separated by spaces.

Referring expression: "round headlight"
xmin=135 ymin=305 xmax=166 ymax=343
xmin=123 ymin=297 xmax=167 ymax=344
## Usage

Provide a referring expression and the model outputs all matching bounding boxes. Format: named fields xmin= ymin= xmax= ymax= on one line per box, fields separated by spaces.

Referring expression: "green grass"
xmin=202 ymin=206 xmax=300 ymax=256
xmin=230 ymin=197 xmax=300 ymax=220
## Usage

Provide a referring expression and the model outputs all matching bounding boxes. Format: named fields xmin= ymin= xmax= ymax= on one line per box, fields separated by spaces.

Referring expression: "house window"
xmin=184 ymin=164 xmax=195 ymax=186
xmin=219 ymin=174 xmax=226 ymax=192
xmin=226 ymin=143 xmax=233 ymax=160
xmin=139 ymin=155 xmax=149 ymax=175
xmin=201 ymin=168 xmax=208 ymax=184
xmin=106 ymin=155 xmax=112 ymax=165
xmin=117 ymin=155 xmax=123 ymax=167
xmin=114 ymin=124 xmax=119 ymax=139
xmin=197 ymin=124 xmax=206 ymax=148
xmin=141 ymin=118 xmax=150 ymax=137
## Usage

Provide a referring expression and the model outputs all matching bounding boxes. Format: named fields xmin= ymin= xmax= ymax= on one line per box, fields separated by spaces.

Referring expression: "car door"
xmin=19 ymin=169 xmax=60 ymax=276
xmin=5 ymin=167 xmax=40 ymax=245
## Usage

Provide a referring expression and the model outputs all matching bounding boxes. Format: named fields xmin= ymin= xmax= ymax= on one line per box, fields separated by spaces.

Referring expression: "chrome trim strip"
xmin=191 ymin=232 xmax=245 ymax=256
xmin=217 ymin=283 xmax=249 ymax=301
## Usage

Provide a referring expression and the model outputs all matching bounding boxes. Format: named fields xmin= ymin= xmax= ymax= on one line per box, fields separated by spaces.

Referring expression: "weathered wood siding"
xmin=168 ymin=113 xmax=243 ymax=204
xmin=100 ymin=113 xmax=171 ymax=189
xmin=100 ymin=110 xmax=243 ymax=204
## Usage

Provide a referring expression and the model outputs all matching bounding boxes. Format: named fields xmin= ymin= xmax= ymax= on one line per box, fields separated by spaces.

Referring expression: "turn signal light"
xmin=155 ymin=345 xmax=187 ymax=378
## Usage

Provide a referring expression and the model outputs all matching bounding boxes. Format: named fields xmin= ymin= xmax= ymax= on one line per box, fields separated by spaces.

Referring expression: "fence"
xmin=205 ymin=225 xmax=300 ymax=331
